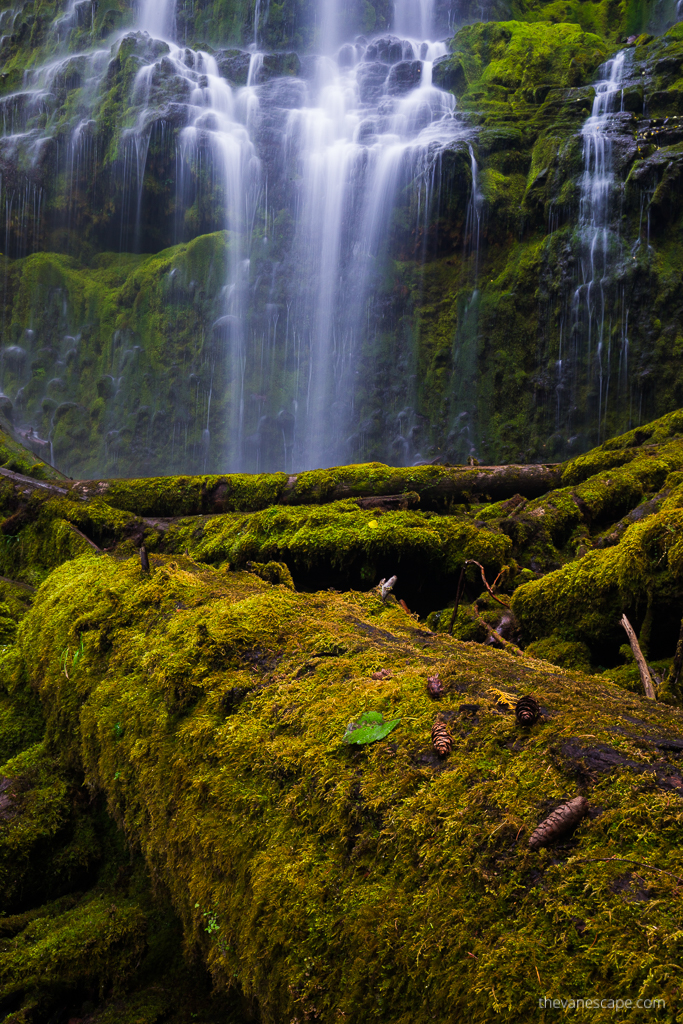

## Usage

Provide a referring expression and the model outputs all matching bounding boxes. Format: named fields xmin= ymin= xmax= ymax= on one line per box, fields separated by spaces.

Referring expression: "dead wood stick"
xmin=448 ymin=564 xmax=467 ymax=636
xmin=466 ymin=560 xmax=511 ymax=608
xmin=476 ymin=614 xmax=524 ymax=658
xmin=69 ymin=524 xmax=102 ymax=553
xmin=0 ymin=573 xmax=34 ymax=592
xmin=0 ymin=465 xmax=72 ymax=497
xmin=620 ymin=613 xmax=656 ymax=699
xmin=667 ymin=616 xmax=683 ymax=693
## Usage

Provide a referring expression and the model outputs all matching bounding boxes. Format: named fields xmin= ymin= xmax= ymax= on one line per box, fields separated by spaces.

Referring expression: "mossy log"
xmin=2 ymin=413 xmax=683 ymax=1019
xmin=11 ymin=551 xmax=683 ymax=1023
xmin=69 ymin=462 xmax=563 ymax=517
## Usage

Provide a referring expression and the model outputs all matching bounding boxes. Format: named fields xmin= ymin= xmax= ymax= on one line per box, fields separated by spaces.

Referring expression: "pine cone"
xmin=528 ymin=796 xmax=588 ymax=851
xmin=427 ymin=675 xmax=443 ymax=699
xmin=431 ymin=718 xmax=452 ymax=757
xmin=515 ymin=695 xmax=540 ymax=727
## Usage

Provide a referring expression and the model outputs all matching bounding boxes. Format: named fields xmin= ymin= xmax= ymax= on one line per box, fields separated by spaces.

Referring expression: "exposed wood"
xmin=466 ymin=559 xmax=511 ymax=608
xmin=69 ymin=524 xmax=102 ymax=553
xmin=140 ymin=545 xmax=150 ymax=573
xmin=667 ymin=616 xmax=683 ymax=694
xmin=620 ymin=613 xmax=656 ymax=699
xmin=0 ymin=574 xmax=35 ymax=592
xmin=0 ymin=465 xmax=72 ymax=497
xmin=448 ymin=565 xmax=466 ymax=636
xmin=356 ymin=492 xmax=420 ymax=511
xmin=285 ymin=463 xmax=563 ymax=508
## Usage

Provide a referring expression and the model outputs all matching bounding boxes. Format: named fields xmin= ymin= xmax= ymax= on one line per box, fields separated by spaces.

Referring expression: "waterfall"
xmin=572 ymin=50 xmax=628 ymax=440
xmin=138 ymin=0 xmax=174 ymax=40
xmin=127 ymin=29 xmax=468 ymax=469
xmin=0 ymin=0 xmax=477 ymax=473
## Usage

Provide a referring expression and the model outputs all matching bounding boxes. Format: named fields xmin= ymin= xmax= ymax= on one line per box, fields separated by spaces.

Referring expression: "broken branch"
xmin=620 ymin=613 xmax=656 ymax=699
xmin=667 ymin=616 xmax=683 ymax=694
xmin=466 ymin=560 xmax=511 ymax=608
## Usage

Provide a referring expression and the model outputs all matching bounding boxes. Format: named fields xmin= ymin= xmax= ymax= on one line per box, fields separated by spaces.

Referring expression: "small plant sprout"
xmin=195 ymin=903 xmax=221 ymax=934
xmin=61 ymin=635 xmax=85 ymax=679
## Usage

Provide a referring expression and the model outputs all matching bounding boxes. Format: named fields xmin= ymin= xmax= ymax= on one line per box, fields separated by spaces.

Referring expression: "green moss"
xmin=1 ymin=892 xmax=147 ymax=1004
xmin=561 ymin=409 xmax=683 ymax=485
xmin=453 ymin=22 xmax=608 ymax=101
xmin=512 ymin=504 xmax=683 ymax=668
xmin=526 ymin=634 xmax=593 ymax=671
xmin=2 ymin=235 xmax=231 ymax=478
xmin=162 ymin=499 xmax=512 ymax=594
xmin=10 ymin=548 xmax=683 ymax=1022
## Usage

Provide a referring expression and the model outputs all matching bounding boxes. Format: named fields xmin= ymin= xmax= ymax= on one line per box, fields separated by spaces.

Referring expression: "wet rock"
xmin=386 ymin=60 xmax=423 ymax=95
xmin=215 ymin=48 xmax=251 ymax=85
xmin=364 ymin=34 xmax=403 ymax=64
xmin=621 ymin=85 xmax=643 ymax=112
xmin=357 ymin=61 xmax=389 ymax=103
xmin=432 ymin=54 xmax=467 ymax=94
xmin=1 ymin=346 xmax=26 ymax=370
xmin=259 ymin=77 xmax=306 ymax=109
xmin=257 ymin=52 xmax=301 ymax=83
xmin=0 ymin=395 xmax=13 ymax=423
xmin=47 ymin=377 xmax=67 ymax=395
xmin=337 ymin=43 xmax=356 ymax=67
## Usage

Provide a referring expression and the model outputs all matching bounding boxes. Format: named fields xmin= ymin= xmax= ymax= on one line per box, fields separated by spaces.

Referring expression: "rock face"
xmin=1 ymin=411 xmax=683 ymax=1022
xmin=386 ymin=58 xmax=422 ymax=93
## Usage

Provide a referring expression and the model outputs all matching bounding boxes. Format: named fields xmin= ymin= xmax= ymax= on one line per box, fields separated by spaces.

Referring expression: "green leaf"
xmin=343 ymin=711 xmax=401 ymax=745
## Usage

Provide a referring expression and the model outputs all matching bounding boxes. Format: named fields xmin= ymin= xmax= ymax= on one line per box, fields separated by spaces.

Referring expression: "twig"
xmin=69 ymin=524 xmax=102 ymax=553
xmin=466 ymin=560 xmax=511 ymax=608
xmin=667 ymin=616 xmax=683 ymax=693
xmin=0 ymin=465 xmax=72 ymax=496
xmin=448 ymin=565 xmax=466 ymax=635
xmin=477 ymin=614 xmax=524 ymax=657
xmin=572 ymin=855 xmax=683 ymax=887
xmin=620 ymin=613 xmax=656 ymax=699
xmin=0 ymin=574 xmax=34 ymax=593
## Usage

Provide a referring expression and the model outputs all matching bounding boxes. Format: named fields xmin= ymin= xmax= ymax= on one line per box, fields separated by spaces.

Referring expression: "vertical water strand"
xmin=394 ymin=0 xmax=435 ymax=40
xmin=465 ymin=144 xmax=482 ymax=288
xmin=138 ymin=0 xmax=174 ymax=40
xmin=574 ymin=50 xmax=627 ymax=427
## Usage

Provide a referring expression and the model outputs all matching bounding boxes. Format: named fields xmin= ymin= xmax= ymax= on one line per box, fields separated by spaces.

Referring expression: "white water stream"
xmin=570 ymin=49 xmax=628 ymax=438
xmin=1 ymin=0 xmax=634 ymax=471
xmin=124 ymin=0 xmax=470 ymax=468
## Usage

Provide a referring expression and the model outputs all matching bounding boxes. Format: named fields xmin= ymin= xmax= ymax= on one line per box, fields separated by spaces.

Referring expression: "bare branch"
xmin=620 ymin=613 xmax=656 ymax=699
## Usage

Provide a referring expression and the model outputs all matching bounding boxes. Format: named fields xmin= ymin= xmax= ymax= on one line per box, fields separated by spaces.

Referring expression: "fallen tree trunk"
xmin=67 ymin=462 xmax=562 ymax=518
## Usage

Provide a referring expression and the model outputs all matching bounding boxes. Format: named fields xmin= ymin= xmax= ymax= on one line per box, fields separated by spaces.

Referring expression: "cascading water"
xmin=117 ymin=9 xmax=470 ymax=469
xmin=253 ymin=43 xmax=464 ymax=469
xmin=0 ymin=0 xmax=475 ymax=472
xmin=570 ymin=49 xmax=629 ymax=439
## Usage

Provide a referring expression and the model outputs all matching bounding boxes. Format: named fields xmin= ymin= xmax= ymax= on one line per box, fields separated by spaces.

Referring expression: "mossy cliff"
xmin=0 ymin=0 xmax=682 ymax=474
xmin=2 ymin=411 xmax=683 ymax=1021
